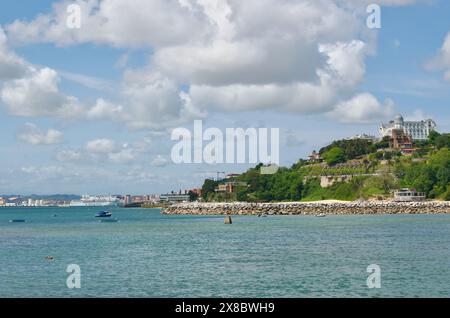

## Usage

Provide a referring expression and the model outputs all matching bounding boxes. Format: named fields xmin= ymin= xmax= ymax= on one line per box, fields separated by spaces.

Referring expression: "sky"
xmin=0 ymin=0 xmax=450 ymax=195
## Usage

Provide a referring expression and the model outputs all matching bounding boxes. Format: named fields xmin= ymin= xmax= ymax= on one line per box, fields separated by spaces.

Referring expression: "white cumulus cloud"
xmin=151 ymin=155 xmax=169 ymax=167
xmin=17 ymin=123 xmax=63 ymax=145
xmin=85 ymin=138 xmax=117 ymax=153
xmin=426 ymin=32 xmax=450 ymax=81
xmin=328 ymin=93 xmax=394 ymax=123
xmin=2 ymin=0 xmax=429 ymax=130
xmin=55 ymin=149 xmax=82 ymax=162
xmin=1 ymin=67 xmax=84 ymax=118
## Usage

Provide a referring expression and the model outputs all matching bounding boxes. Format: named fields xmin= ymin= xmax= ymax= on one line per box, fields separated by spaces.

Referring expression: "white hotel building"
xmin=379 ymin=114 xmax=437 ymax=141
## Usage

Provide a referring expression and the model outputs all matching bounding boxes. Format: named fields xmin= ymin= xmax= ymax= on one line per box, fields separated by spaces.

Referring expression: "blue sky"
xmin=0 ymin=0 xmax=449 ymax=195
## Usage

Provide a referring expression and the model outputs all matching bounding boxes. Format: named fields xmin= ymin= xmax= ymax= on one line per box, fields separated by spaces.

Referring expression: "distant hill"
xmin=0 ymin=194 xmax=81 ymax=201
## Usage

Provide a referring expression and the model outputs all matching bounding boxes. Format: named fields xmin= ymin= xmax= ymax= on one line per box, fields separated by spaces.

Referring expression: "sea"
xmin=0 ymin=207 xmax=449 ymax=298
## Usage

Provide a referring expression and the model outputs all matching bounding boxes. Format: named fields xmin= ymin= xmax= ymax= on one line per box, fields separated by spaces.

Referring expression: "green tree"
xmin=188 ymin=190 xmax=199 ymax=202
xmin=201 ymin=179 xmax=217 ymax=200
xmin=428 ymin=130 xmax=441 ymax=145
xmin=320 ymin=139 xmax=376 ymax=160
xmin=322 ymin=147 xmax=346 ymax=166
xmin=435 ymin=134 xmax=450 ymax=149
xmin=375 ymin=136 xmax=391 ymax=150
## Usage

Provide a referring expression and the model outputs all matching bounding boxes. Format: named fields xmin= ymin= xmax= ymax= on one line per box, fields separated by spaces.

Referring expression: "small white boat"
xmin=316 ymin=213 xmax=327 ymax=218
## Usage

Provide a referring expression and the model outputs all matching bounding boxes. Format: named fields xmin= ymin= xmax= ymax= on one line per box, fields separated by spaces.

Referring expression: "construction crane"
xmin=197 ymin=171 xmax=227 ymax=181
xmin=216 ymin=171 xmax=226 ymax=181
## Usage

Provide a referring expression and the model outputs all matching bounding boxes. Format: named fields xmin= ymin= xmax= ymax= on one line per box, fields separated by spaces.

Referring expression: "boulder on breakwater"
xmin=162 ymin=200 xmax=450 ymax=216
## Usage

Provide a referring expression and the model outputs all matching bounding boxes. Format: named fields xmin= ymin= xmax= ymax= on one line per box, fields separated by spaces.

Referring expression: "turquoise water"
xmin=0 ymin=207 xmax=449 ymax=298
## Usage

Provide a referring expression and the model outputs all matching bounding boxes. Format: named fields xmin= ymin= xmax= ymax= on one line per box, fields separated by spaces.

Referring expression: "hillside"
xmin=200 ymin=132 xmax=450 ymax=202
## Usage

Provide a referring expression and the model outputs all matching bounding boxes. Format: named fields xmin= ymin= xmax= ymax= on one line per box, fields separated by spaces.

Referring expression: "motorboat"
xmin=95 ymin=211 xmax=112 ymax=218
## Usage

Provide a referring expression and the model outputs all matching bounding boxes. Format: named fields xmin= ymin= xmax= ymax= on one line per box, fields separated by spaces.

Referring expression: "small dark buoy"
xmin=224 ymin=216 xmax=233 ymax=224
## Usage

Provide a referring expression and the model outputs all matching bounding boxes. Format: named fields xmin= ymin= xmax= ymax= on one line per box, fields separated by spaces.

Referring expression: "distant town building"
xmin=0 ymin=197 xmax=5 ymax=206
xmin=390 ymin=129 xmax=414 ymax=154
xmin=131 ymin=196 xmax=147 ymax=203
xmin=159 ymin=193 xmax=190 ymax=203
xmin=380 ymin=114 xmax=436 ymax=141
xmin=394 ymin=188 xmax=426 ymax=202
xmin=308 ymin=150 xmax=323 ymax=163
xmin=215 ymin=182 xmax=248 ymax=194
xmin=189 ymin=188 xmax=203 ymax=197
xmin=348 ymin=133 xmax=378 ymax=142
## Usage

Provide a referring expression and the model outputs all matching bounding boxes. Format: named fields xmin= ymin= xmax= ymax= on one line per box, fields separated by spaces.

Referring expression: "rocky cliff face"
xmin=162 ymin=201 xmax=450 ymax=215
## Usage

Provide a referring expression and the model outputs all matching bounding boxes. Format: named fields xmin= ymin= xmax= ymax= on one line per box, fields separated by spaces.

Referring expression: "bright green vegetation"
xmin=322 ymin=147 xmax=345 ymax=165
xmin=201 ymin=133 xmax=450 ymax=202
xmin=320 ymin=139 xmax=376 ymax=163
xmin=394 ymin=147 xmax=450 ymax=200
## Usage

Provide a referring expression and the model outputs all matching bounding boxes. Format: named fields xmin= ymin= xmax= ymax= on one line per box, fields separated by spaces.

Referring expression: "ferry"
xmin=70 ymin=195 xmax=119 ymax=207
xmin=393 ymin=189 xmax=426 ymax=202
xmin=95 ymin=211 xmax=112 ymax=218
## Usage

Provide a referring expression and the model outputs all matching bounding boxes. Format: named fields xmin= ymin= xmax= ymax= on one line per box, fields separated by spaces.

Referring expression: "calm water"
xmin=0 ymin=207 xmax=449 ymax=298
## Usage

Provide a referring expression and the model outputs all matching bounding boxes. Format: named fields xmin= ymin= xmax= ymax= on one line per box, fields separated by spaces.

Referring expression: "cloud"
xmin=114 ymin=53 xmax=129 ymax=69
xmin=55 ymin=149 xmax=82 ymax=162
xmin=17 ymin=164 xmax=157 ymax=188
xmin=86 ymin=98 xmax=123 ymax=120
xmin=0 ymin=27 xmax=28 ymax=81
xmin=53 ymin=134 xmax=167 ymax=166
xmin=5 ymin=0 xmax=423 ymax=48
xmin=85 ymin=138 xmax=117 ymax=153
xmin=1 ymin=27 xmax=87 ymax=119
xmin=59 ymin=70 xmax=115 ymax=91
xmin=1 ymin=67 xmax=84 ymax=118
xmin=426 ymin=32 xmax=450 ymax=81
xmin=5 ymin=0 xmax=209 ymax=48
xmin=61 ymin=138 xmax=142 ymax=164
xmin=2 ymin=0 xmax=366 ymax=125
xmin=187 ymin=40 xmax=367 ymax=114
xmin=151 ymin=155 xmax=169 ymax=167
xmin=328 ymin=93 xmax=394 ymax=123
xmin=103 ymin=70 xmax=205 ymax=130
xmin=108 ymin=149 xmax=136 ymax=164
xmin=284 ymin=130 xmax=305 ymax=148
xmin=17 ymin=123 xmax=63 ymax=145
xmin=404 ymin=109 xmax=433 ymax=121
xmin=2 ymin=0 xmax=428 ymax=130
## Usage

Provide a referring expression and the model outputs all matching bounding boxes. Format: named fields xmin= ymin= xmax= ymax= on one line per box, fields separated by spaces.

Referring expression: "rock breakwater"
xmin=162 ymin=201 xmax=450 ymax=215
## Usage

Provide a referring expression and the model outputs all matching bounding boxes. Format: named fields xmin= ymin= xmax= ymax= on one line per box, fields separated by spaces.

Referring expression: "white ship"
xmin=69 ymin=195 xmax=119 ymax=207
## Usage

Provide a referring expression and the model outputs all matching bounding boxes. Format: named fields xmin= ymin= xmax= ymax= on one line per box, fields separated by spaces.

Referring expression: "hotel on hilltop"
xmin=379 ymin=114 xmax=436 ymax=141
